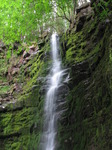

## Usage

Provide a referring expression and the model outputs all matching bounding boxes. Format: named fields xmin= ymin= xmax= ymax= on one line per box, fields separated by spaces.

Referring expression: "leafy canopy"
xmin=0 ymin=0 xmax=78 ymax=44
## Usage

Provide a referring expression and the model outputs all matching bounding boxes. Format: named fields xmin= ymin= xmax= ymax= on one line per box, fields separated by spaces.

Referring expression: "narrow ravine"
xmin=40 ymin=33 xmax=65 ymax=150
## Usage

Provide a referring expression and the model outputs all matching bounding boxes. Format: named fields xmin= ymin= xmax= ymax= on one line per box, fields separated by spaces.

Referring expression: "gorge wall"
xmin=58 ymin=1 xmax=112 ymax=150
xmin=0 ymin=39 xmax=51 ymax=150
xmin=0 ymin=1 xmax=112 ymax=150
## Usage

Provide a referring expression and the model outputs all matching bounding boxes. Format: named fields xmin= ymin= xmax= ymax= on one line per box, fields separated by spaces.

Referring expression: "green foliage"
xmin=0 ymin=85 xmax=10 ymax=94
xmin=17 ymin=46 xmax=23 ymax=55
xmin=0 ymin=0 xmax=52 ymax=43
xmin=6 ymin=50 xmax=11 ymax=59
xmin=0 ymin=0 xmax=78 ymax=44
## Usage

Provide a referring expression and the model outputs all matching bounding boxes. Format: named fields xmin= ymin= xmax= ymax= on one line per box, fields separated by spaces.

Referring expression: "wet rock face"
xmin=59 ymin=3 xmax=112 ymax=150
xmin=70 ymin=61 xmax=90 ymax=86
xmin=56 ymin=84 xmax=69 ymax=112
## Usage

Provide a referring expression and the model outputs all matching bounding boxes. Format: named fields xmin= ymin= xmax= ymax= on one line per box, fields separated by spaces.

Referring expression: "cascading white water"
xmin=40 ymin=33 xmax=64 ymax=150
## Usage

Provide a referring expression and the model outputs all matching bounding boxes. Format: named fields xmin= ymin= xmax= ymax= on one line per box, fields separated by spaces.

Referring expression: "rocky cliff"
xmin=58 ymin=1 xmax=112 ymax=150
xmin=0 ymin=37 xmax=51 ymax=150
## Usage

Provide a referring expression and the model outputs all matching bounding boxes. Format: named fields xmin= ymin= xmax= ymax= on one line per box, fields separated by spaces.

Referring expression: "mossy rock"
xmin=59 ymin=10 xmax=112 ymax=150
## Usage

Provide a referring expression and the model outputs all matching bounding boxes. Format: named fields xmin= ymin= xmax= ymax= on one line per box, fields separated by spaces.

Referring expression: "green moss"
xmin=59 ymin=10 xmax=112 ymax=150
xmin=0 ymin=40 xmax=51 ymax=150
xmin=0 ymin=85 xmax=10 ymax=94
xmin=21 ymin=41 xmax=50 ymax=94
xmin=0 ymin=95 xmax=43 ymax=149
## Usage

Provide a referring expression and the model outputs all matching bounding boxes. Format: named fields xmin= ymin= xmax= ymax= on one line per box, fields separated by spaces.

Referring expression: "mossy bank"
xmin=0 ymin=39 xmax=51 ymax=150
xmin=58 ymin=1 xmax=112 ymax=150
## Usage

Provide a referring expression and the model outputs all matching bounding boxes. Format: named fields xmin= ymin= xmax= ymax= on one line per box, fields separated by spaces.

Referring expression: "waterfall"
xmin=40 ymin=33 xmax=65 ymax=150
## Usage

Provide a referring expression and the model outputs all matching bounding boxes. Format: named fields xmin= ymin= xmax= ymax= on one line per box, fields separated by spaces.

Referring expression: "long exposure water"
xmin=40 ymin=33 xmax=65 ymax=150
